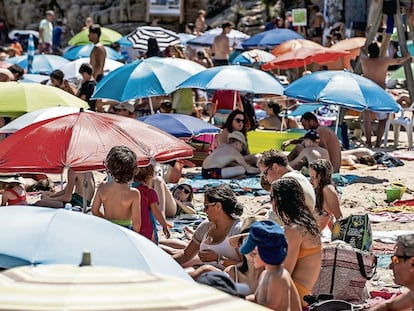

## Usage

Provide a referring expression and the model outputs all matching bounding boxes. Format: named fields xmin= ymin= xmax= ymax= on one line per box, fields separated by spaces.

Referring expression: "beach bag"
xmin=312 ymin=240 xmax=377 ymax=303
xmin=331 ymin=214 xmax=373 ymax=252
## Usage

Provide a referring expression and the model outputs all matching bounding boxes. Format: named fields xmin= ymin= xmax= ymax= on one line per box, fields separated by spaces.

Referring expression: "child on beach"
xmin=91 ymin=146 xmax=141 ymax=233
xmin=0 ymin=175 xmax=28 ymax=206
xmin=240 ymin=219 xmax=302 ymax=311
xmin=133 ymin=165 xmax=171 ymax=243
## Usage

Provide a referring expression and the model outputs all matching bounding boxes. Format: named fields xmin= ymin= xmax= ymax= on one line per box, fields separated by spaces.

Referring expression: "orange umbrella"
xmin=262 ymin=47 xmax=350 ymax=70
xmin=271 ymin=39 xmax=323 ymax=56
xmin=330 ymin=37 xmax=366 ymax=51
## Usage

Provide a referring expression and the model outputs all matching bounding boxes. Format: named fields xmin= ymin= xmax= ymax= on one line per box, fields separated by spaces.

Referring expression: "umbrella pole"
xmin=149 ymin=97 xmax=155 ymax=115
xmin=233 ymin=91 xmax=237 ymax=110
xmin=335 ymin=105 xmax=340 ymax=139
xmin=82 ymin=172 xmax=87 ymax=213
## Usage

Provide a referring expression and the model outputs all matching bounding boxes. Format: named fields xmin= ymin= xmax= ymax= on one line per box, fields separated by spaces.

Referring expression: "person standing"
xmin=52 ymin=19 xmax=64 ymax=55
xmin=194 ymin=9 xmax=208 ymax=35
xmin=38 ymin=10 xmax=54 ymax=54
xmin=88 ymin=24 xmax=106 ymax=82
xmin=211 ymin=22 xmax=235 ymax=66
xmin=77 ymin=63 xmax=96 ymax=111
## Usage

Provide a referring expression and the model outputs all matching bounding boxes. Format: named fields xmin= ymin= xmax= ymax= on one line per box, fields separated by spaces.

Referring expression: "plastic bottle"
xmin=64 ymin=203 xmax=72 ymax=210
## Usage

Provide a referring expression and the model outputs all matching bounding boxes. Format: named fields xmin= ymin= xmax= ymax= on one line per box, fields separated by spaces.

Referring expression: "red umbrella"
xmin=271 ymin=39 xmax=323 ymax=56
xmin=262 ymin=47 xmax=350 ymax=70
xmin=0 ymin=111 xmax=193 ymax=173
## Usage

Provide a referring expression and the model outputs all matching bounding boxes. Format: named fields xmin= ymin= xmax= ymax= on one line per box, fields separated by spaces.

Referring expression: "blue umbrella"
xmin=177 ymin=65 xmax=285 ymax=95
xmin=139 ymin=113 xmax=220 ymax=138
xmin=63 ymin=44 xmax=124 ymax=61
xmin=231 ymin=49 xmax=276 ymax=65
xmin=7 ymin=54 xmax=69 ymax=75
xmin=0 ymin=205 xmax=191 ymax=281
xmin=20 ymin=73 xmax=48 ymax=83
xmin=284 ymin=70 xmax=400 ymax=112
xmin=92 ymin=57 xmax=205 ymax=102
xmin=116 ymin=35 xmax=133 ymax=47
xmin=241 ymin=28 xmax=303 ymax=49
xmin=187 ymin=28 xmax=250 ymax=47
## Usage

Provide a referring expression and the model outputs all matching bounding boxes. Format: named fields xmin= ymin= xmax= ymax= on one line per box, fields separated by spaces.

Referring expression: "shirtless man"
xmin=211 ymin=22 xmax=234 ymax=66
xmin=202 ymin=131 xmax=260 ymax=179
xmin=34 ymin=168 xmax=95 ymax=209
xmin=360 ymin=42 xmax=410 ymax=147
xmin=290 ymin=130 xmax=330 ymax=171
xmin=88 ymin=24 xmax=106 ymax=82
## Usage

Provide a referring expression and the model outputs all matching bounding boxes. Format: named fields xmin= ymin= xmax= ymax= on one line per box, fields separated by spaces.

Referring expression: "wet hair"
xmin=79 ymin=63 xmax=93 ymax=76
xmin=300 ymin=112 xmax=318 ymax=123
xmin=146 ymin=37 xmax=161 ymax=57
xmin=271 ymin=177 xmax=320 ymax=237
xmin=173 ymin=183 xmax=194 ymax=202
xmin=368 ymin=42 xmax=380 ymax=58
xmin=204 ymin=184 xmax=243 ymax=218
xmin=309 ymin=159 xmax=334 ymax=215
xmin=89 ymin=24 xmax=102 ymax=37
xmin=8 ymin=64 xmax=24 ymax=80
xmin=257 ymin=149 xmax=289 ymax=168
xmin=50 ymin=69 xmax=64 ymax=83
xmin=222 ymin=109 xmax=248 ymax=134
xmin=106 ymin=146 xmax=137 ymax=183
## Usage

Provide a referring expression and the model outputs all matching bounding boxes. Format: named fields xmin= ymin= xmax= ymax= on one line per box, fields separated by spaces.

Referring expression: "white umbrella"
xmin=127 ymin=26 xmax=181 ymax=52
xmin=58 ymin=57 xmax=124 ymax=80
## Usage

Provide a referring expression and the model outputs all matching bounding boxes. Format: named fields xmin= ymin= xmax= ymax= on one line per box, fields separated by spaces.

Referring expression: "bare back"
xmin=90 ymin=43 xmax=106 ymax=79
xmin=316 ymin=127 xmax=341 ymax=173
xmin=360 ymin=55 xmax=395 ymax=88
xmin=212 ymin=34 xmax=230 ymax=60
xmin=74 ymin=171 xmax=95 ymax=201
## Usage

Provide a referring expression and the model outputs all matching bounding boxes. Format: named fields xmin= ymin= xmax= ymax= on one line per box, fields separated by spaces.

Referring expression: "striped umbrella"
xmin=26 ymin=34 xmax=35 ymax=74
xmin=127 ymin=26 xmax=181 ymax=52
xmin=0 ymin=265 xmax=270 ymax=310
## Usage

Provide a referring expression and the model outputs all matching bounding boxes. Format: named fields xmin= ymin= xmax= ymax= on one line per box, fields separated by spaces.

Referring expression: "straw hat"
xmin=229 ymin=215 xmax=268 ymax=248
xmin=228 ymin=131 xmax=247 ymax=147
xmin=0 ymin=175 xmax=25 ymax=184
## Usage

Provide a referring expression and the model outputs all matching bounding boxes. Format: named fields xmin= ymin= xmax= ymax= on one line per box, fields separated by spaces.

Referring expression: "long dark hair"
xmin=271 ymin=177 xmax=320 ymax=237
xmin=204 ymin=184 xmax=243 ymax=218
xmin=309 ymin=159 xmax=334 ymax=215
xmin=222 ymin=109 xmax=248 ymax=134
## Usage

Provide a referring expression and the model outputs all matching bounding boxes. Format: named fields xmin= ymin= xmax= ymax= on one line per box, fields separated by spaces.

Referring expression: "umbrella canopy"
xmin=127 ymin=26 xmax=181 ymax=52
xmin=0 ymin=82 xmax=88 ymax=118
xmin=58 ymin=57 xmax=124 ymax=80
xmin=7 ymin=54 xmax=69 ymax=75
xmin=0 ymin=111 xmax=193 ymax=173
xmin=68 ymin=27 xmax=122 ymax=46
xmin=177 ymin=65 xmax=285 ymax=95
xmin=139 ymin=113 xmax=221 ymax=138
xmin=231 ymin=49 xmax=275 ymax=65
xmin=19 ymin=73 xmax=48 ymax=83
xmin=241 ymin=28 xmax=303 ymax=49
xmin=0 ymin=264 xmax=269 ymax=310
xmin=63 ymin=44 xmax=124 ymax=61
xmin=187 ymin=28 xmax=250 ymax=47
xmin=389 ymin=62 xmax=414 ymax=80
xmin=0 ymin=206 xmax=190 ymax=281
xmin=330 ymin=37 xmax=366 ymax=51
xmin=92 ymin=57 xmax=206 ymax=102
xmin=262 ymin=47 xmax=349 ymax=70
xmin=271 ymin=39 xmax=323 ymax=56
xmin=284 ymin=70 xmax=400 ymax=112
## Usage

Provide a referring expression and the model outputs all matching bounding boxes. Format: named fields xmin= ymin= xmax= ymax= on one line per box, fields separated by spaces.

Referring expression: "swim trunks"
xmin=70 ymin=193 xmax=91 ymax=207
xmin=202 ymin=168 xmax=222 ymax=179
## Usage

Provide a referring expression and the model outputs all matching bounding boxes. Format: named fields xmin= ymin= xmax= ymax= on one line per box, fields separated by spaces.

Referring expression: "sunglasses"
xmin=234 ymin=118 xmax=245 ymax=123
xmin=391 ymin=255 xmax=412 ymax=265
xmin=177 ymin=185 xmax=191 ymax=194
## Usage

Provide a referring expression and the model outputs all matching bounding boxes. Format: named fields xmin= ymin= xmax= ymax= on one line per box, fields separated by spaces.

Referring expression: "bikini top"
xmin=5 ymin=188 xmax=27 ymax=205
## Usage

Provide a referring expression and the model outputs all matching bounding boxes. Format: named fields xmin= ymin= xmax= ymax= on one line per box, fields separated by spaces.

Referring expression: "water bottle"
xmin=64 ymin=203 xmax=72 ymax=211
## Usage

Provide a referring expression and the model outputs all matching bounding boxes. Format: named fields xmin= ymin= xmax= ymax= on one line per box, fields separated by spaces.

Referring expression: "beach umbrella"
xmin=68 ymin=27 xmax=122 ymax=46
xmin=92 ymin=57 xmax=205 ymax=102
xmin=0 ymin=206 xmax=190 ymax=281
xmin=389 ymin=62 xmax=414 ymax=80
xmin=178 ymin=32 xmax=196 ymax=47
xmin=139 ymin=113 xmax=221 ymax=138
xmin=63 ymin=44 xmax=124 ymax=61
xmin=186 ymin=28 xmax=250 ymax=47
xmin=241 ymin=28 xmax=303 ymax=50
xmin=177 ymin=65 xmax=285 ymax=95
xmin=8 ymin=29 xmax=39 ymax=41
xmin=0 ymin=110 xmax=193 ymax=173
xmin=284 ymin=70 xmax=400 ymax=112
xmin=262 ymin=47 xmax=349 ymax=70
xmin=26 ymin=34 xmax=35 ymax=73
xmin=7 ymin=54 xmax=69 ymax=75
xmin=19 ymin=73 xmax=48 ymax=83
xmin=231 ymin=49 xmax=275 ymax=65
xmin=0 ymin=264 xmax=268 ymax=310
xmin=271 ymin=39 xmax=322 ymax=56
xmin=127 ymin=26 xmax=181 ymax=52
xmin=0 ymin=82 xmax=88 ymax=118
xmin=58 ymin=57 xmax=124 ymax=80
xmin=116 ymin=35 xmax=133 ymax=47
xmin=330 ymin=37 xmax=366 ymax=51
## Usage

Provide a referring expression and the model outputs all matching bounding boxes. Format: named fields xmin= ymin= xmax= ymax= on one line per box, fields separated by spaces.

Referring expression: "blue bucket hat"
xmin=239 ymin=220 xmax=287 ymax=265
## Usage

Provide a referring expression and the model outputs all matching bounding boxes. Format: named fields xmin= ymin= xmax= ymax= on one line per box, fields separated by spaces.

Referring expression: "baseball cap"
xmin=197 ymin=271 xmax=251 ymax=297
xmin=304 ymin=129 xmax=319 ymax=141
xmin=228 ymin=131 xmax=247 ymax=147
xmin=239 ymin=220 xmax=287 ymax=265
xmin=114 ymin=102 xmax=135 ymax=113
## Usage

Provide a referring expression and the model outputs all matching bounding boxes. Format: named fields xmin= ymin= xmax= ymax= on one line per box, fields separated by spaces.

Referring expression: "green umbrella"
xmin=68 ymin=27 xmax=122 ymax=46
xmin=0 ymin=82 xmax=88 ymax=117
xmin=389 ymin=62 xmax=414 ymax=80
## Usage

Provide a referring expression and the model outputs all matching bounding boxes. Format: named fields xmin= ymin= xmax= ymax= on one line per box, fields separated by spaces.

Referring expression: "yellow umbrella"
xmin=68 ymin=27 xmax=122 ymax=46
xmin=0 ymin=265 xmax=270 ymax=310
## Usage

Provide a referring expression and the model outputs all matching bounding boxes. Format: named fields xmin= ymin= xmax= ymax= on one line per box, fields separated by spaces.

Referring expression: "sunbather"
xmin=0 ymin=175 xmax=28 ymax=206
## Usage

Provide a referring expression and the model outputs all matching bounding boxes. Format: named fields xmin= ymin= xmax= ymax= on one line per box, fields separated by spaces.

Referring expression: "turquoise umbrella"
xmin=63 ymin=44 xmax=124 ymax=61
xmin=7 ymin=54 xmax=69 ymax=75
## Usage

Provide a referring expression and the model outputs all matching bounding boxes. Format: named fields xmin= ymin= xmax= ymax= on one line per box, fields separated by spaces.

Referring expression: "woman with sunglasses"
xmin=258 ymin=100 xmax=298 ymax=130
xmin=215 ymin=109 xmax=249 ymax=148
xmin=172 ymin=183 xmax=196 ymax=215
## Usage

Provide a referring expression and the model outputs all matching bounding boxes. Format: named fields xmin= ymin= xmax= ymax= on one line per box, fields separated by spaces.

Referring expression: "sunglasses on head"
xmin=234 ymin=118 xmax=245 ymax=123
xmin=177 ymin=185 xmax=191 ymax=194
xmin=391 ymin=254 xmax=412 ymax=265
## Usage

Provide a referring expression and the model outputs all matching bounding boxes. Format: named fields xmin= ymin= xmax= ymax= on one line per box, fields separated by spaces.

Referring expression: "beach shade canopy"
xmin=7 ymin=54 xmax=69 ymax=75
xmin=178 ymin=33 xmax=196 ymax=47
xmin=92 ymin=57 xmax=205 ymax=102
xmin=262 ymin=47 xmax=350 ymax=70
xmin=0 ymin=111 xmax=193 ymax=173
xmin=19 ymin=73 xmax=49 ymax=83
xmin=389 ymin=62 xmax=414 ymax=80
xmin=177 ymin=65 xmax=285 ymax=95
xmin=284 ymin=70 xmax=400 ymax=112
xmin=0 ymin=206 xmax=190 ymax=281
xmin=116 ymin=35 xmax=133 ymax=47
xmin=139 ymin=113 xmax=221 ymax=138
xmin=58 ymin=57 xmax=124 ymax=80
xmin=68 ymin=27 xmax=122 ymax=46
xmin=8 ymin=29 xmax=39 ymax=41
xmin=241 ymin=28 xmax=303 ymax=50
xmin=330 ymin=37 xmax=366 ymax=51
xmin=0 ymin=82 xmax=88 ymax=118
xmin=127 ymin=26 xmax=181 ymax=52
xmin=186 ymin=28 xmax=250 ymax=47
xmin=63 ymin=44 xmax=124 ymax=61
xmin=231 ymin=49 xmax=275 ymax=65
xmin=271 ymin=39 xmax=323 ymax=56
xmin=0 ymin=264 xmax=269 ymax=311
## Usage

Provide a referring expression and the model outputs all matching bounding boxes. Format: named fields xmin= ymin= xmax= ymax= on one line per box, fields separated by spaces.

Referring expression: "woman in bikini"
xmin=0 ymin=175 xmax=28 ymax=206
xmin=258 ymin=101 xmax=298 ymax=131
xmin=309 ymin=159 xmax=343 ymax=231
xmin=271 ymin=177 xmax=322 ymax=308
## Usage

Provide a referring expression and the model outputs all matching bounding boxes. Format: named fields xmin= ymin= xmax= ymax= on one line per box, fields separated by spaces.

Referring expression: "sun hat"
xmin=304 ymin=129 xmax=319 ymax=141
xmin=197 ymin=271 xmax=251 ymax=297
xmin=239 ymin=219 xmax=287 ymax=265
xmin=229 ymin=215 xmax=268 ymax=248
xmin=228 ymin=131 xmax=247 ymax=147
xmin=0 ymin=175 xmax=25 ymax=184
xmin=114 ymin=102 xmax=135 ymax=113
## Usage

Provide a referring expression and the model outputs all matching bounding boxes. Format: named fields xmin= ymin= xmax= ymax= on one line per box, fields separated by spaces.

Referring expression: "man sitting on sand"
xmin=202 ymin=131 xmax=260 ymax=179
